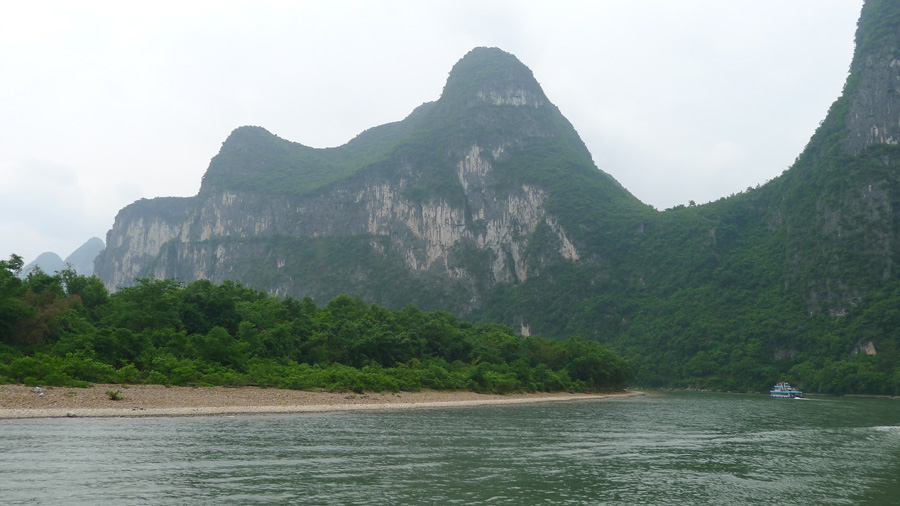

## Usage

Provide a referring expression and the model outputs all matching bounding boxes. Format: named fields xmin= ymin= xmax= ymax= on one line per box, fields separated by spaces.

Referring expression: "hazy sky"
xmin=1 ymin=0 xmax=864 ymax=265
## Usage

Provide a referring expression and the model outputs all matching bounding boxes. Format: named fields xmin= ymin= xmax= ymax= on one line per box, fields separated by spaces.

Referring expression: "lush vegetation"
xmin=853 ymin=0 xmax=900 ymax=60
xmin=89 ymin=23 xmax=900 ymax=399
xmin=201 ymin=103 xmax=434 ymax=197
xmin=455 ymin=14 xmax=900 ymax=397
xmin=473 ymin=107 xmax=900 ymax=396
xmin=0 ymin=257 xmax=631 ymax=393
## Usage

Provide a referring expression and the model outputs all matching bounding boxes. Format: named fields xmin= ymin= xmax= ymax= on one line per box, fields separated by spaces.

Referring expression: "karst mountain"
xmin=95 ymin=0 xmax=900 ymax=392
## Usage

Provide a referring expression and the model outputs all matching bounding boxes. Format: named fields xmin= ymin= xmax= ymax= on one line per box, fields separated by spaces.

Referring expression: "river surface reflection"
xmin=2 ymin=391 xmax=899 ymax=505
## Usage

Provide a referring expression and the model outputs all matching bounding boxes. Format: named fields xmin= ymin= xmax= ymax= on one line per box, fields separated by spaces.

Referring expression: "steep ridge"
xmin=476 ymin=0 xmax=900 ymax=390
xmin=95 ymin=48 xmax=647 ymax=316
xmin=64 ymin=237 xmax=105 ymax=276
xmin=773 ymin=0 xmax=900 ymax=316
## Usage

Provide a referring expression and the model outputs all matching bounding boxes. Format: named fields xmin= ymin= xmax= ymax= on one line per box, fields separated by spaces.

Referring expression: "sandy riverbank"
xmin=0 ymin=384 xmax=644 ymax=419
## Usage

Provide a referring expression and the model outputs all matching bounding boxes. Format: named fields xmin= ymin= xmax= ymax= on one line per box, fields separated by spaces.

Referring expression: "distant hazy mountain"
xmin=65 ymin=237 xmax=105 ymax=275
xmin=21 ymin=237 xmax=105 ymax=277
xmin=21 ymin=252 xmax=66 ymax=276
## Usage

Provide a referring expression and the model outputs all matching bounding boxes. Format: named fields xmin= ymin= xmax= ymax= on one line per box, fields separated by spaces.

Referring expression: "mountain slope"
xmin=20 ymin=237 xmax=105 ymax=277
xmin=95 ymin=47 xmax=648 ymax=317
xmin=95 ymin=1 xmax=900 ymax=394
xmin=64 ymin=237 xmax=105 ymax=276
xmin=21 ymin=252 xmax=65 ymax=277
xmin=509 ymin=0 xmax=900 ymax=390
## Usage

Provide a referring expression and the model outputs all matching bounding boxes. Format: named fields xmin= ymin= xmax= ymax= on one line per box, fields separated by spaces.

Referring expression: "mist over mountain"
xmin=95 ymin=0 xmax=900 ymax=393
xmin=21 ymin=237 xmax=105 ymax=277
xmin=64 ymin=237 xmax=105 ymax=275
xmin=21 ymin=252 xmax=65 ymax=277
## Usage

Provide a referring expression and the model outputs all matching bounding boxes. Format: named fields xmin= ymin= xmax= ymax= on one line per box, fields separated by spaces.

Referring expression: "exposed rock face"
xmin=93 ymin=2 xmax=900 ymax=364
xmin=781 ymin=172 xmax=899 ymax=315
xmin=852 ymin=340 xmax=877 ymax=356
xmin=98 ymin=144 xmax=572 ymax=300
xmin=775 ymin=0 xmax=900 ymax=316
xmin=844 ymin=11 xmax=900 ymax=154
xmin=94 ymin=48 xmax=591 ymax=312
xmin=476 ymin=88 xmax=544 ymax=107
xmin=844 ymin=55 xmax=900 ymax=153
xmin=95 ymin=197 xmax=193 ymax=290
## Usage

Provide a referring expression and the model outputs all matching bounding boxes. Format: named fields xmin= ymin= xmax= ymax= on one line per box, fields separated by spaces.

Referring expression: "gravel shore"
xmin=0 ymin=384 xmax=642 ymax=419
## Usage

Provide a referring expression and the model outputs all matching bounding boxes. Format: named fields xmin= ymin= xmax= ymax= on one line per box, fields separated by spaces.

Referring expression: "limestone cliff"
xmin=844 ymin=1 xmax=900 ymax=154
xmin=94 ymin=1 xmax=900 ymax=364
xmin=95 ymin=197 xmax=193 ymax=289
xmin=772 ymin=0 xmax=900 ymax=315
xmin=94 ymin=48 xmax=632 ymax=314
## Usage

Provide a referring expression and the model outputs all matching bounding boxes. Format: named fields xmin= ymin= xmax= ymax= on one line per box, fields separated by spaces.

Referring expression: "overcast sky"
xmin=1 ymin=0 xmax=864 ymax=266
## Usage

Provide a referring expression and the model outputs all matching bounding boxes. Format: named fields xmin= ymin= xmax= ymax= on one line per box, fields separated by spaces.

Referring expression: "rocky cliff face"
xmin=844 ymin=2 xmax=900 ymax=154
xmin=773 ymin=0 xmax=900 ymax=316
xmin=85 ymin=3 xmax=900 ymax=391
xmin=95 ymin=48 xmax=607 ymax=313
xmin=95 ymin=2 xmax=900 ymax=337
xmin=95 ymin=197 xmax=193 ymax=290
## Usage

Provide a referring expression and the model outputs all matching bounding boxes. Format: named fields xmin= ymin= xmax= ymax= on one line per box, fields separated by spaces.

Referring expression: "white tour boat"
xmin=770 ymin=381 xmax=803 ymax=398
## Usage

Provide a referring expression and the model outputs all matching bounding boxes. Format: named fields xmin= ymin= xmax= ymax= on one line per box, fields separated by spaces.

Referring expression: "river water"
xmin=2 ymin=391 xmax=899 ymax=505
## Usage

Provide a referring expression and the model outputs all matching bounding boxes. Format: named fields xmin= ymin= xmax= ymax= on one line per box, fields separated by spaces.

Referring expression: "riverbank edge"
xmin=0 ymin=386 xmax=645 ymax=419
xmin=645 ymin=387 xmax=900 ymax=400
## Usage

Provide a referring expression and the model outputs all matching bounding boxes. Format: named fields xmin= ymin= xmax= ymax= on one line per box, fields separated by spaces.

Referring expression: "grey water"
xmin=2 ymin=392 xmax=899 ymax=505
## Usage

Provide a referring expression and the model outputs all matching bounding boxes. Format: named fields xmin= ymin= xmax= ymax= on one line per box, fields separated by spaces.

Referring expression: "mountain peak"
xmin=440 ymin=47 xmax=547 ymax=108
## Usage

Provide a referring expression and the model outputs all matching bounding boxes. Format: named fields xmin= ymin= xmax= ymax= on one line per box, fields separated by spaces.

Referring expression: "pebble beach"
xmin=0 ymin=384 xmax=642 ymax=419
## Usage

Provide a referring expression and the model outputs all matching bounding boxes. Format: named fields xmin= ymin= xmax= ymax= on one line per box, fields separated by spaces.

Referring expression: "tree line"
xmin=0 ymin=255 xmax=631 ymax=393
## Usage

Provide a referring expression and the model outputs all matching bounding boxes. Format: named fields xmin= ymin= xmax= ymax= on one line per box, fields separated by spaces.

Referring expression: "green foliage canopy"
xmin=0 ymin=262 xmax=631 ymax=393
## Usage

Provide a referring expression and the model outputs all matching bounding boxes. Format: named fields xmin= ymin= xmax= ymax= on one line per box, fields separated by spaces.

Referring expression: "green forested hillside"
xmin=475 ymin=0 xmax=900 ymax=395
xmin=89 ymin=1 xmax=900 ymax=396
xmin=0 ymin=257 xmax=630 ymax=393
xmin=201 ymin=102 xmax=435 ymax=196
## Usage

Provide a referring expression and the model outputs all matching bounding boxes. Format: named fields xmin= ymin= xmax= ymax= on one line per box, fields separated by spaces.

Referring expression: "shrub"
xmin=115 ymin=363 xmax=142 ymax=384
xmin=145 ymin=370 xmax=169 ymax=385
xmin=169 ymin=365 xmax=201 ymax=386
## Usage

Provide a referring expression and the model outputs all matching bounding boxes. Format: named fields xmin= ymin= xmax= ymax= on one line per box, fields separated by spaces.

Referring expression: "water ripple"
xmin=2 ymin=393 xmax=900 ymax=505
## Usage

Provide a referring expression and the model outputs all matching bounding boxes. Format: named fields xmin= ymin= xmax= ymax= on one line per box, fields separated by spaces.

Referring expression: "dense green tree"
xmin=0 ymin=255 xmax=30 ymax=346
xmin=0 ymin=267 xmax=634 ymax=392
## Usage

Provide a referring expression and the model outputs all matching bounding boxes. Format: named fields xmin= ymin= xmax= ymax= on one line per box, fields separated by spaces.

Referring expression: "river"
xmin=2 ymin=391 xmax=899 ymax=505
